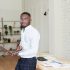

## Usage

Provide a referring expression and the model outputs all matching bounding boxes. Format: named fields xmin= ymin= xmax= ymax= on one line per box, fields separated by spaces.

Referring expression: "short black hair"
xmin=20 ymin=12 xmax=31 ymax=18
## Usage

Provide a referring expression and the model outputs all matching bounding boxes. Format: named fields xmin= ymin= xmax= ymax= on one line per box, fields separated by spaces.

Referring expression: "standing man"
xmin=15 ymin=12 xmax=40 ymax=70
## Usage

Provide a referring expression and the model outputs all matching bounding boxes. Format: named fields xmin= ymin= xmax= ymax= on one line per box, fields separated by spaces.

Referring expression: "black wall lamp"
xmin=44 ymin=11 xmax=47 ymax=16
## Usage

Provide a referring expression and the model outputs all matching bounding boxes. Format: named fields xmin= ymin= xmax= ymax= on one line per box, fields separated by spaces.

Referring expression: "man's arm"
xmin=9 ymin=43 xmax=22 ymax=56
xmin=16 ymin=43 xmax=22 ymax=52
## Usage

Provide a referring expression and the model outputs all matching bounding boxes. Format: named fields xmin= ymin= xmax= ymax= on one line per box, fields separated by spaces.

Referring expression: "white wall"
xmin=49 ymin=0 xmax=55 ymax=54
xmin=61 ymin=0 xmax=70 ymax=60
xmin=0 ymin=0 xmax=22 ymax=21
xmin=22 ymin=0 xmax=49 ymax=53
xmin=49 ymin=0 xmax=70 ymax=60
xmin=49 ymin=0 xmax=64 ymax=58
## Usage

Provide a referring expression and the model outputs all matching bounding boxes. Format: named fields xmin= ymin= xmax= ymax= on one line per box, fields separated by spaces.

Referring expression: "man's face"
xmin=20 ymin=14 xmax=31 ymax=28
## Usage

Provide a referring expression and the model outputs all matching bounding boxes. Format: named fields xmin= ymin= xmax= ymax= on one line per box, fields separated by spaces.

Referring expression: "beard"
xmin=20 ymin=22 xmax=30 ymax=29
xmin=20 ymin=25 xmax=25 ymax=29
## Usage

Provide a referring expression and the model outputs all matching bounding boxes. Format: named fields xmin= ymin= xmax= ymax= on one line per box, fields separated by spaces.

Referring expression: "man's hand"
xmin=7 ymin=46 xmax=22 ymax=56
xmin=16 ymin=45 xmax=22 ymax=51
xmin=7 ymin=45 xmax=22 ymax=56
xmin=7 ymin=50 xmax=13 ymax=55
xmin=10 ymin=51 xmax=18 ymax=56
xmin=7 ymin=51 xmax=18 ymax=56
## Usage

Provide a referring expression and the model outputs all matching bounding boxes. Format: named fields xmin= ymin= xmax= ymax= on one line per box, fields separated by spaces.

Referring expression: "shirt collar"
xmin=25 ymin=25 xmax=32 ymax=30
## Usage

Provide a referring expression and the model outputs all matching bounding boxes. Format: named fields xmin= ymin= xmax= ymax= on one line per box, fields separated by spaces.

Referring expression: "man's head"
xmin=20 ymin=12 xmax=31 ymax=28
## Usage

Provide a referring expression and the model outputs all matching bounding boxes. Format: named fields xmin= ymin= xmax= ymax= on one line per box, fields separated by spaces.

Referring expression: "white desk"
xmin=37 ymin=53 xmax=70 ymax=70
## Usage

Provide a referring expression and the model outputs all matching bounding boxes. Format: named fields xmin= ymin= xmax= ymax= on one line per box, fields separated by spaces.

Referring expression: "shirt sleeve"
xmin=19 ymin=32 xmax=40 ymax=56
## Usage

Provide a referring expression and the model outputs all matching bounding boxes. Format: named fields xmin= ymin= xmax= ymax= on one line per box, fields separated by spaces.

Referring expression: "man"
xmin=14 ymin=12 xmax=40 ymax=70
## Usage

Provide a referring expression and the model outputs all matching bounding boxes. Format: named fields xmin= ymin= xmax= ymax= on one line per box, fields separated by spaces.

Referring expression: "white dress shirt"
xmin=18 ymin=25 xmax=40 ymax=58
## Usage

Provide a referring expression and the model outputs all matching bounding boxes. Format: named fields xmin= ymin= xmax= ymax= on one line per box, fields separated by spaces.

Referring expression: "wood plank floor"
xmin=0 ymin=55 xmax=20 ymax=70
xmin=0 ymin=55 xmax=40 ymax=70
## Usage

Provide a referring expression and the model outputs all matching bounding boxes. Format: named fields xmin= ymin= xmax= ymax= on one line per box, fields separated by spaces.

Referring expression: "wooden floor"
xmin=0 ymin=55 xmax=40 ymax=70
xmin=0 ymin=55 xmax=20 ymax=70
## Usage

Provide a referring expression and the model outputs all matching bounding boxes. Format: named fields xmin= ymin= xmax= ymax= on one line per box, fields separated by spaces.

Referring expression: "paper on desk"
xmin=41 ymin=60 xmax=70 ymax=68
xmin=51 ymin=60 xmax=70 ymax=68
xmin=50 ymin=60 xmax=63 ymax=68
xmin=51 ymin=63 xmax=70 ymax=68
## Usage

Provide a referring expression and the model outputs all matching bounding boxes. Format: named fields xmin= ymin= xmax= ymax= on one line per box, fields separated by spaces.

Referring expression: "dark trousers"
xmin=15 ymin=57 xmax=37 ymax=70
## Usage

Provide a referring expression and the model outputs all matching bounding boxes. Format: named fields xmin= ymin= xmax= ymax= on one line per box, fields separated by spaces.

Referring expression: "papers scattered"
xmin=39 ymin=58 xmax=70 ymax=68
